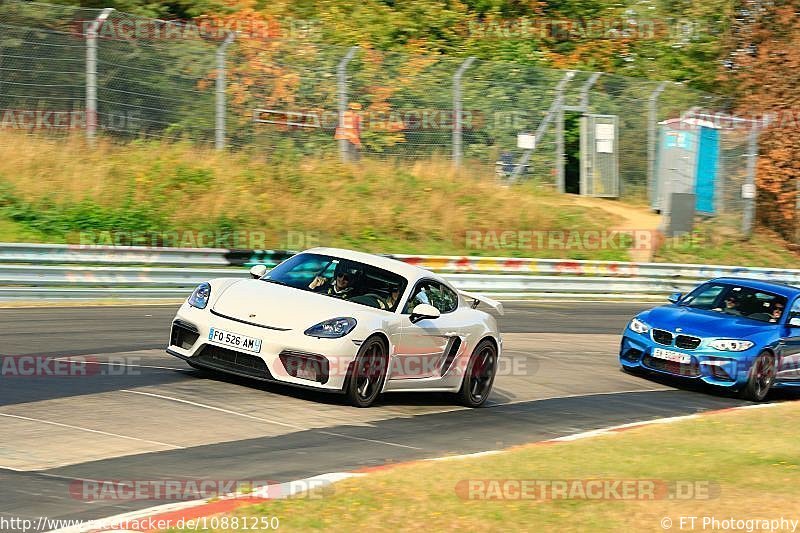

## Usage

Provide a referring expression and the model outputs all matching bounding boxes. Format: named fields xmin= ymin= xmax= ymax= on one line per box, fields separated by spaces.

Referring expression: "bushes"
xmin=0 ymin=182 xmax=167 ymax=244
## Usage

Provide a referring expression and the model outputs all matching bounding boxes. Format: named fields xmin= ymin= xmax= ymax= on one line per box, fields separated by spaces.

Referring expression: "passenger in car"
xmin=769 ymin=302 xmax=785 ymax=322
xmin=713 ymin=295 xmax=742 ymax=316
xmin=376 ymin=282 xmax=401 ymax=311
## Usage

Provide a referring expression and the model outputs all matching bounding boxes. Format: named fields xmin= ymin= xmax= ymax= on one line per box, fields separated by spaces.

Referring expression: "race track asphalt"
xmin=0 ymin=303 xmax=786 ymax=530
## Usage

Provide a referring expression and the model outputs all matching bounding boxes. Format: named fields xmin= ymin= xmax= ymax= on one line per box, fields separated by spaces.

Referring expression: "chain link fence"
xmin=0 ymin=0 xmax=222 ymax=144
xmin=0 ymin=0 xmax=764 ymax=238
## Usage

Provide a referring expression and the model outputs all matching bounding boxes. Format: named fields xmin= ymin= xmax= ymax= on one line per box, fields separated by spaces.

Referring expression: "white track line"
xmin=0 ymin=413 xmax=182 ymax=449
xmin=120 ymin=389 xmax=421 ymax=450
xmin=426 ymin=450 xmax=502 ymax=461
xmin=46 ymin=472 xmax=366 ymax=533
xmin=48 ymin=401 xmax=787 ymax=533
xmin=490 ymin=387 xmax=675 ymax=407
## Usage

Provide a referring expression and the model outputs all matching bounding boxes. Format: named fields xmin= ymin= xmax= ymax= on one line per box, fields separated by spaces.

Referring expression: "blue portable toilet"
xmin=694 ymin=126 xmax=720 ymax=214
xmin=654 ymin=117 xmax=721 ymax=215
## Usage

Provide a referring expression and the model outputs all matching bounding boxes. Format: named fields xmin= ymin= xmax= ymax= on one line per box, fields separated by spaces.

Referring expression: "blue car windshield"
xmin=679 ymin=283 xmax=787 ymax=323
xmin=261 ymin=253 xmax=408 ymax=312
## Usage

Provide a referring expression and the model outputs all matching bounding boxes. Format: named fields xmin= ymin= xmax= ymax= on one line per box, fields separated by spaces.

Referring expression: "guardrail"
xmin=2 ymin=243 xmax=800 ymax=301
xmin=0 ymin=243 xmax=293 ymax=267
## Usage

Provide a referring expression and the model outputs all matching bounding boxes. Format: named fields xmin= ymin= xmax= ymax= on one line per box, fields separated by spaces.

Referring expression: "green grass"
xmin=654 ymin=220 xmax=800 ymax=268
xmin=0 ymin=131 xmax=629 ymax=259
xmin=166 ymin=402 xmax=800 ymax=532
xmin=0 ymin=218 xmax=52 ymax=243
xmin=2 ymin=131 xmax=800 ymax=267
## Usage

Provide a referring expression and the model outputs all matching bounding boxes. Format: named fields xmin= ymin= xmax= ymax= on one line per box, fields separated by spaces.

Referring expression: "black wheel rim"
xmin=356 ymin=342 xmax=384 ymax=401
xmin=468 ymin=346 xmax=496 ymax=403
xmin=754 ymin=354 xmax=775 ymax=398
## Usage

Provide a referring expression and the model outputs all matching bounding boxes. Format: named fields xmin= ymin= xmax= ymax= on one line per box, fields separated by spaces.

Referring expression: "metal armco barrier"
xmin=0 ymin=243 xmax=293 ymax=267
xmin=2 ymin=243 xmax=800 ymax=300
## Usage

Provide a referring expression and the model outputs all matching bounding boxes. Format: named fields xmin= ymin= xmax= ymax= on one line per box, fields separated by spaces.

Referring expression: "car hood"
xmin=641 ymin=305 xmax=775 ymax=338
xmin=212 ymin=279 xmax=373 ymax=330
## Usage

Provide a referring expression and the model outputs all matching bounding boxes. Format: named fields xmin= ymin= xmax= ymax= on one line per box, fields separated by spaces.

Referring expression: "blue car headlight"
xmin=304 ymin=317 xmax=357 ymax=338
xmin=188 ymin=282 xmax=211 ymax=309
xmin=628 ymin=317 xmax=650 ymax=334
xmin=709 ymin=339 xmax=754 ymax=352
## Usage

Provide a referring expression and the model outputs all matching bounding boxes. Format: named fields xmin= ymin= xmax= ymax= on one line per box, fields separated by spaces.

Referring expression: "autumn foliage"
xmin=726 ymin=3 xmax=800 ymax=242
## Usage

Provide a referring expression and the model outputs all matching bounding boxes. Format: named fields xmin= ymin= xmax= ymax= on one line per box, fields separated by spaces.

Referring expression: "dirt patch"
xmin=570 ymin=197 xmax=663 ymax=262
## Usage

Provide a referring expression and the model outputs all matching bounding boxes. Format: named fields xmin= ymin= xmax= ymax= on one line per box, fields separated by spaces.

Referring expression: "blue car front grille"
xmin=675 ymin=335 xmax=701 ymax=350
xmin=651 ymin=329 xmax=673 ymax=346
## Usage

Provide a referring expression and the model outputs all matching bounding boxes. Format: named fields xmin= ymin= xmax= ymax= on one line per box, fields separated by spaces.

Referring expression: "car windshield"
xmin=261 ymin=253 xmax=408 ymax=312
xmin=679 ymin=283 xmax=787 ymax=323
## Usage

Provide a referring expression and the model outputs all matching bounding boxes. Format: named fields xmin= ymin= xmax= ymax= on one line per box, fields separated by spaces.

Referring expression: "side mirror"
xmin=410 ymin=303 xmax=440 ymax=323
xmin=667 ymin=292 xmax=682 ymax=304
xmin=789 ymin=316 xmax=800 ymax=328
xmin=249 ymin=264 xmax=268 ymax=279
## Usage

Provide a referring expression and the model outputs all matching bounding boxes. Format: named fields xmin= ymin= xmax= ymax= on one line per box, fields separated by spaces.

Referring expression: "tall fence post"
xmin=647 ymin=82 xmax=667 ymax=204
xmin=511 ymin=70 xmax=575 ymax=182
xmin=85 ymin=8 xmax=114 ymax=144
xmin=452 ymin=56 xmax=475 ymax=168
xmin=742 ymin=120 xmax=760 ymax=237
xmin=337 ymin=46 xmax=359 ymax=162
xmin=555 ymin=105 xmax=565 ymax=192
xmin=580 ymin=73 xmax=601 ymax=111
xmin=215 ymin=31 xmax=236 ymax=150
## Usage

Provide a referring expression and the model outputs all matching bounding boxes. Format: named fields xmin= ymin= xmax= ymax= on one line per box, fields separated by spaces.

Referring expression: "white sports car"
xmin=167 ymin=247 xmax=503 ymax=407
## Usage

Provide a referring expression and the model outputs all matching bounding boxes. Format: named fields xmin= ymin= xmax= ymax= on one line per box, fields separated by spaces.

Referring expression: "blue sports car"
xmin=620 ymin=277 xmax=800 ymax=401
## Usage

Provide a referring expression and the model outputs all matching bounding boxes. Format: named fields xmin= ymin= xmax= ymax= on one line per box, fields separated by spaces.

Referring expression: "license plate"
xmin=208 ymin=328 xmax=262 ymax=353
xmin=652 ymin=347 xmax=691 ymax=364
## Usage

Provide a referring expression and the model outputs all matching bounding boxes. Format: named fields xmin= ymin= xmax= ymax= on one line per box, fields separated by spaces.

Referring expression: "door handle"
xmin=444 ymin=332 xmax=459 ymax=337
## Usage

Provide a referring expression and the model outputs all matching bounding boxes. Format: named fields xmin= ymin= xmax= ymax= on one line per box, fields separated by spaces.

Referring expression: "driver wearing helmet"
xmin=308 ymin=261 xmax=360 ymax=299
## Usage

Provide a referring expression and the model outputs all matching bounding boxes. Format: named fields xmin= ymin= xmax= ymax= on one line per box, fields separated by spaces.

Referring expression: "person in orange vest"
xmin=335 ymin=102 xmax=362 ymax=161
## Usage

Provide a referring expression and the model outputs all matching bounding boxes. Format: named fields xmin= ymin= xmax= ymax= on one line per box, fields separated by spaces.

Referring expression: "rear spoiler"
xmin=459 ymin=290 xmax=504 ymax=316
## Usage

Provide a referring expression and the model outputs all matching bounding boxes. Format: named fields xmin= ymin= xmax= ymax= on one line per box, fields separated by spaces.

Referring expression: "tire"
xmin=345 ymin=336 xmax=389 ymax=408
xmin=457 ymin=339 xmax=498 ymax=408
xmin=740 ymin=351 xmax=776 ymax=402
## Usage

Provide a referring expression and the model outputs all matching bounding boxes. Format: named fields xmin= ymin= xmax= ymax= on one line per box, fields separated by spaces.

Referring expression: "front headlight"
xmin=709 ymin=339 xmax=754 ymax=352
xmin=188 ymin=282 xmax=211 ymax=309
xmin=304 ymin=317 xmax=357 ymax=338
xmin=629 ymin=317 xmax=650 ymax=334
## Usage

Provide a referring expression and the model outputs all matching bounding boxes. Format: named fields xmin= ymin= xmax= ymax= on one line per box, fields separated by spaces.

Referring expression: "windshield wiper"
xmin=261 ymin=278 xmax=291 ymax=287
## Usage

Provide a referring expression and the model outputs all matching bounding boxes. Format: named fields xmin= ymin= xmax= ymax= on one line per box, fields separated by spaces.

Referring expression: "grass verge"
xmin=166 ymin=402 xmax=800 ymax=532
xmin=0 ymin=132 xmax=627 ymax=260
xmin=654 ymin=220 xmax=800 ymax=268
xmin=3 ymin=132 xmax=800 ymax=267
